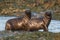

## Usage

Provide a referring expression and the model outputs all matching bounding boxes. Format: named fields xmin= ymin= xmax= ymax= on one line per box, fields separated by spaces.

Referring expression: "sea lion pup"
xmin=5 ymin=9 xmax=31 ymax=31
xmin=26 ymin=10 xmax=52 ymax=31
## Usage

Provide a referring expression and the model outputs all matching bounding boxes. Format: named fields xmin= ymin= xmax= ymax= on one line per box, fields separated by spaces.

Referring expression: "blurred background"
xmin=0 ymin=0 xmax=60 ymax=20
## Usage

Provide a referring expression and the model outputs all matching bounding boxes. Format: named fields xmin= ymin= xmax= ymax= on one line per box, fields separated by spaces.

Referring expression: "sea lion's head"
xmin=45 ymin=10 xmax=52 ymax=19
xmin=25 ymin=9 xmax=31 ymax=19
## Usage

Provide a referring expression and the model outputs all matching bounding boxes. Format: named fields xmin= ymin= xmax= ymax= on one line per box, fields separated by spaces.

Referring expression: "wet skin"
xmin=5 ymin=10 xmax=52 ymax=31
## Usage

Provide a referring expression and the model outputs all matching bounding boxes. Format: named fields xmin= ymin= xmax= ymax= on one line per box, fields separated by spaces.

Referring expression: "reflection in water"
xmin=0 ymin=17 xmax=60 ymax=33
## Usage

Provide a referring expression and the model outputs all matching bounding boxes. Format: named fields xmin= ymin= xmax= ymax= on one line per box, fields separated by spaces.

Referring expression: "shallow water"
xmin=0 ymin=16 xmax=60 ymax=33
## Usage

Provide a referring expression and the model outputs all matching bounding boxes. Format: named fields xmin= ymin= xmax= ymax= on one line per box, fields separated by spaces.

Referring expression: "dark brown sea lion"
xmin=5 ymin=9 xmax=31 ymax=31
xmin=25 ymin=10 xmax=52 ymax=31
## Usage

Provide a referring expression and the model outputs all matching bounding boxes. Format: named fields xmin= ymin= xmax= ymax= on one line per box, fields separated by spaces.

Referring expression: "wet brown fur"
xmin=26 ymin=11 xmax=52 ymax=31
xmin=5 ymin=10 xmax=52 ymax=31
xmin=5 ymin=9 xmax=31 ymax=31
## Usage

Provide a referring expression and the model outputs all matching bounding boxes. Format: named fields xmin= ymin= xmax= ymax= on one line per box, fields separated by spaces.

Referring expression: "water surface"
xmin=0 ymin=17 xmax=60 ymax=33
